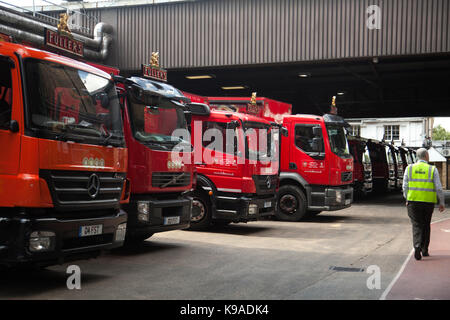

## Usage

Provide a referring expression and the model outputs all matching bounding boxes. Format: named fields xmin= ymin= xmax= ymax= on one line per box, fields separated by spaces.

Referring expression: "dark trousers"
xmin=407 ymin=201 xmax=434 ymax=252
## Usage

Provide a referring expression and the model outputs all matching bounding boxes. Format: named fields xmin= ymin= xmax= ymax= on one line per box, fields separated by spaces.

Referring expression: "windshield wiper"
xmin=54 ymin=127 xmax=86 ymax=143
xmin=100 ymin=132 xmax=114 ymax=145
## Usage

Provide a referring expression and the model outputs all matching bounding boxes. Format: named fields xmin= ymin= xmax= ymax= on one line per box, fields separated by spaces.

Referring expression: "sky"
xmin=433 ymin=118 xmax=450 ymax=131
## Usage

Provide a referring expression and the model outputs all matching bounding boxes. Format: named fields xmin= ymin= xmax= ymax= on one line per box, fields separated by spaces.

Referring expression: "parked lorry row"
xmin=348 ymin=135 xmax=416 ymax=195
xmin=183 ymin=93 xmax=354 ymax=222
xmin=0 ymin=38 xmax=286 ymax=267
xmin=0 ymin=17 xmax=355 ymax=268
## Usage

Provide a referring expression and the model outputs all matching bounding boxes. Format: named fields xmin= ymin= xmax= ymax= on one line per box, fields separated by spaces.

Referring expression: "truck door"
xmin=200 ymin=120 xmax=240 ymax=190
xmin=0 ymin=56 xmax=20 ymax=176
xmin=290 ymin=123 xmax=327 ymax=185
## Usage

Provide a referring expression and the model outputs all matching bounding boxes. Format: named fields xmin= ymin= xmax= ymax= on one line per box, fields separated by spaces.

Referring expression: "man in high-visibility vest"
xmin=403 ymin=148 xmax=445 ymax=261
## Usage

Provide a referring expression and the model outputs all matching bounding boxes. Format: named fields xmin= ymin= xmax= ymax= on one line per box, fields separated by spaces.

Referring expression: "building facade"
xmin=346 ymin=117 xmax=434 ymax=148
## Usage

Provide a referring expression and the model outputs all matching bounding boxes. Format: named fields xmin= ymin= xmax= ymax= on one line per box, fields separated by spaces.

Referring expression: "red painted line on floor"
xmin=384 ymin=217 xmax=450 ymax=300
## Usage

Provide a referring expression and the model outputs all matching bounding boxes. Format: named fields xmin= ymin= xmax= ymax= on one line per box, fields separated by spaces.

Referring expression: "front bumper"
xmin=396 ymin=177 xmax=403 ymax=189
xmin=0 ymin=210 xmax=127 ymax=267
xmin=354 ymin=180 xmax=373 ymax=194
xmin=306 ymin=185 xmax=353 ymax=211
xmin=124 ymin=195 xmax=192 ymax=237
xmin=213 ymin=192 xmax=276 ymax=222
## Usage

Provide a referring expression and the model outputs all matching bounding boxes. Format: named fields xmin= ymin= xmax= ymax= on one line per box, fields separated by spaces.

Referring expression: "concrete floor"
xmin=1 ymin=192 xmax=448 ymax=300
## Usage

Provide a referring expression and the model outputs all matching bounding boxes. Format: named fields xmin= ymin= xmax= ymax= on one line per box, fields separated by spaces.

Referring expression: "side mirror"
xmin=312 ymin=126 xmax=322 ymax=137
xmin=184 ymin=111 xmax=192 ymax=126
xmin=311 ymin=137 xmax=323 ymax=152
xmin=228 ymin=120 xmax=240 ymax=130
xmin=281 ymin=126 xmax=288 ymax=137
xmin=9 ymin=120 xmax=19 ymax=133
xmin=100 ymin=94 xmax=110 ymax=109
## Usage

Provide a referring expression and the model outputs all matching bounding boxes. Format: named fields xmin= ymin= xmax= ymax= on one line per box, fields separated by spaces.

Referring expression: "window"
xmin=384 ymin=125 xmax=400 ymax=141
xmin=24 ymin=59 xmax=124 ymax=147
xmin=294 ymin=125 xmax=323 ymax=153
xmin=0 ymin=60 xmax=12 ymax=129
xmin=202 ymin=121 xmax=239 ymax=155
xmin=349 ymin=125 xmax=360 ymax=136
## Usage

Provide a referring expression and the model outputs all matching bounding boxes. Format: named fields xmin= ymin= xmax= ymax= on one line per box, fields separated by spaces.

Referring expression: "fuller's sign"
xmin=44 ymin=28 xmax=84 ymax=57
xmin=142 ymin=64 xmax=168 ymax=82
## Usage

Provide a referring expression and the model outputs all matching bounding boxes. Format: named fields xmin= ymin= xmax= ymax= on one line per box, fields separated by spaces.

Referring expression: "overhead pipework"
xmin=0 ymin=5 xmax=112 ymax=61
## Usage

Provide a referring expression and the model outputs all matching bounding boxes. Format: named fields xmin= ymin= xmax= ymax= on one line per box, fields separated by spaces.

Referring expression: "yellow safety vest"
xmin=406 ymin=162 xmax=437 ymax=203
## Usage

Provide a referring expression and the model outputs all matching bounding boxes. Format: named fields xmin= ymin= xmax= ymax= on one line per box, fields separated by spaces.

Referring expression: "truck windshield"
xmin=386 ymin=147 xmax=396 ymax=165
xmin=363 ymin=146 xmax=371 ymax=164
xmin=24 ymin=59 xmax=124 ymax=147
xmin=128 ymin=95 xmax=189 ymax=150
xmin=244 ymin=121 xmax=277 ymax=162
xmin=326 ymin=125 xmax=351 ymax=158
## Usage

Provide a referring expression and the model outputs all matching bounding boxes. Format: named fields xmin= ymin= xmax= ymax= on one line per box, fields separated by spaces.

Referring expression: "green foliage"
xmin=432 ymin=125 xmax=450 ymax=140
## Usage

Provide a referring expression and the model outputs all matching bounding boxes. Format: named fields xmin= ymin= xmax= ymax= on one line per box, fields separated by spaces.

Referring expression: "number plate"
xmin=345 ymin=199 xmax=351 ymax=205
xmin=79 ymin=224 xmax=103 ymax=237
xmin=264 ymin=201 xmax=272 ymax=208
xmin=164 ymin=216 xmax=180 ymax=225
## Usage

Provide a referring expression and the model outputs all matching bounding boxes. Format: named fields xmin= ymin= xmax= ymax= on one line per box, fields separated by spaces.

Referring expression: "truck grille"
xmin=40 ymin=170 xmax=125 ymax=211
xmin=152 ymin=172 xmax=191 ymax=188
xmin=252 ymin=175 xmax=278 ymax=194
xmin=341 ymin=171 xmax=353 ymax=182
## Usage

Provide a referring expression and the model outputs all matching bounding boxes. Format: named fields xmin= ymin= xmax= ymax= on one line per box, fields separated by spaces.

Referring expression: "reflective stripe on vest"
xmin=406 ymin=162 xmax=437 ymax=203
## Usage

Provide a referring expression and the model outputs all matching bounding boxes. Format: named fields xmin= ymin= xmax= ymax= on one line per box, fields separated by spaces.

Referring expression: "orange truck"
xmin=0 ymin=41 xmax=129 ymax=268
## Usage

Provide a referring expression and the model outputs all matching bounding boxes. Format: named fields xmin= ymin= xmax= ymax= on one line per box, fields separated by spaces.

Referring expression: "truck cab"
xmin=187 ymin=104 xmax=279 ymax=230
xmin=206 ymin=95 xmax=354 ymax=221
xmin=116 ymin=76 xmax=194 ymax=243
xmin=276 ymin=113 xmax=354 ymax=221
xmin=0 ymin=42 xmax=129 ymax=267
xmin=347 ymin=135 xmax=373 ymax=195
xmin=383 ymin=143 xmax=401 ymax=191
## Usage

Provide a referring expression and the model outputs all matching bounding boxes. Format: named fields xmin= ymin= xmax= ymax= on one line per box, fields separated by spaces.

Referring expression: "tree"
xmin=432 ymin=125 xmax=450 ymax=140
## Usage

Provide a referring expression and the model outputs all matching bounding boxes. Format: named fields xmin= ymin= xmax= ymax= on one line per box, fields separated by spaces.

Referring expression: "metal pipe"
xmin=0 ymin=23 xmax=107 ymax=61
xmin=0 ymin=7 xmax=112 ymax=61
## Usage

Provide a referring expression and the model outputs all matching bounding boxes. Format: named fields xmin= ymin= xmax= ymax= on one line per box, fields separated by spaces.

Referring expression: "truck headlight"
xmin=115 ymin=223 xmax=127 ymax=242
xmin=137 ymin=201 xmax=150 ymax=221
xmin=29 ymin=231 xmax=55 ymax=252
xmin=248 ymin=204 xmax=258 ymax=215
xmin=335 ymin=190 xmax=343 ymax=203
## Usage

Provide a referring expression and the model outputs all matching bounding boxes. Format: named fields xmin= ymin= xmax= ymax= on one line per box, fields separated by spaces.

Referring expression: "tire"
xmin=188 ymin=189 xmax=212 ymax=231
xmin=276 ymin=185 xmax=308 ymax=221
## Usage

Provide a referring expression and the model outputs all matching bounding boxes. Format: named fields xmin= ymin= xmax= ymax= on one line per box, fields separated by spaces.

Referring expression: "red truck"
xmin=388 ymin=144 xmax=404 ymax=190
xmin=87 ymin=62 xmax=195 ymax=244
xmin=207 ymin=96 xmax=354 ymax=221
xmin=0 ymin=41 xmax=129 ymax=268
xmin=366 ymin=139 xmax=398 ymax=192
xmin=183 ymin=97 xmax=280 ymax=230
xmin=347 ymin=135 xmax=373 ymax=195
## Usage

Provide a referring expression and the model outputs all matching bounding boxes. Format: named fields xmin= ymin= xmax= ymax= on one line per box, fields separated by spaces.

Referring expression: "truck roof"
xmin=209 ymin=109 xmax=273 ymax=124
xmin=284 ymin=114 xmax=323 ymax=121
xmin=0 ymin=41 xmax=111 ymax=79
xmin=126 ymin=76 xmax=189 ymax=102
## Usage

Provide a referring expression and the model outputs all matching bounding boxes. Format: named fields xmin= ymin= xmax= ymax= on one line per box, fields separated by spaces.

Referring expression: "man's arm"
xmin=433 ymin=167 xmax=445 ymax=211
xmin=403 ymin=165 xmax=410 ymax=201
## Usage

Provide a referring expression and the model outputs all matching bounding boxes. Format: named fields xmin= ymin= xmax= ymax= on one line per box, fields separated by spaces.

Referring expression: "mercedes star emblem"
xmin=266 ymin=176 xmax=271 ymax=189
xmin=87 ymin=174 xmax=100 ymax=199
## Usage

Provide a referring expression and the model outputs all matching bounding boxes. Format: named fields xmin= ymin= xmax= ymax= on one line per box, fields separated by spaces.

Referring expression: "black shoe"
xmin=422 ymin=250 xmax=429 ymax=257
xmin=414 ymin=248 xmax=422 ymax=260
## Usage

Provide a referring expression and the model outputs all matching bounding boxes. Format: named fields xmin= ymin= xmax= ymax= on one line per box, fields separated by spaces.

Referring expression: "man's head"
xmin=416 ymin=148 xmax=429 ymax=162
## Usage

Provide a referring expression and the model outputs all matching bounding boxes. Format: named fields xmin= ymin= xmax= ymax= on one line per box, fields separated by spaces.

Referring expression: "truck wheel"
xmin=188 ymin=190 xmax=211 ymax=231
xmin=276 ymin=185 xmax=307 ymax=221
